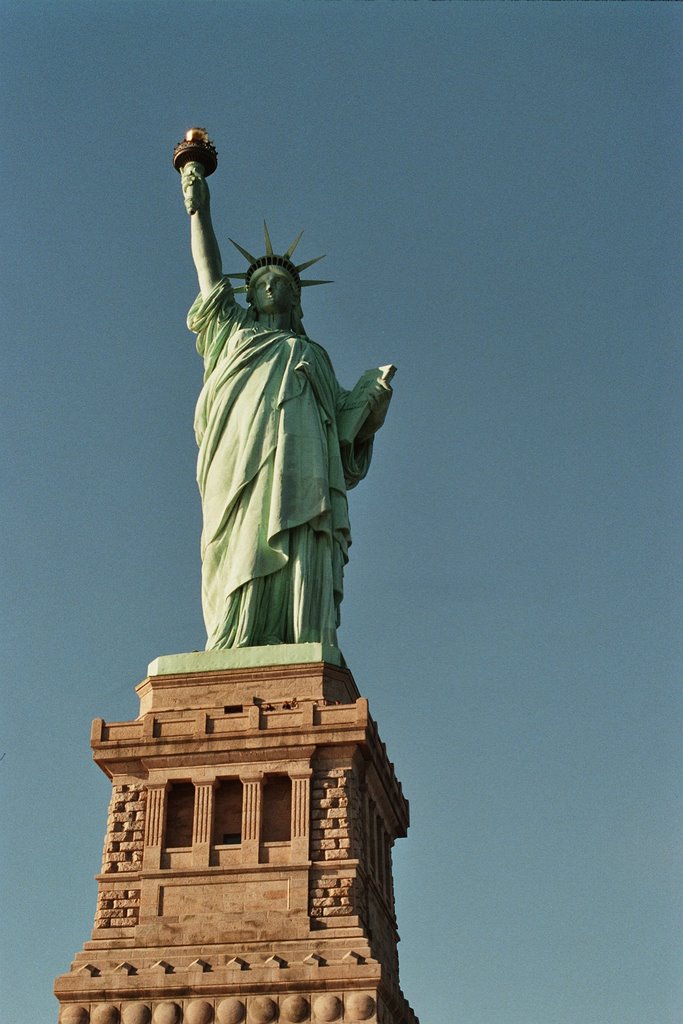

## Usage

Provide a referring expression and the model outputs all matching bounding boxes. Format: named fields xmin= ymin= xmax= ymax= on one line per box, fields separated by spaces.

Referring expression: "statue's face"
xmin=251 ymin=267 xmax=296 ymax=316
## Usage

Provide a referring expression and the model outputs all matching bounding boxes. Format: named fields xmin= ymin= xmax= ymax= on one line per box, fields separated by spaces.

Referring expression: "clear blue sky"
xmin=1 ymin=3 xmax=681 ymax=1022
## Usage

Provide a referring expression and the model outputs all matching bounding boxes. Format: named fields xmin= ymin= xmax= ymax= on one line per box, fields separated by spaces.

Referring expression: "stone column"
xmin=142 ymin=783 xmax=167 ymax=870
xmin=240 ymin=772 xmax=263 ymax=862
xmin=366 ymin=798 xmax=377 ymax=877
xmin=375 ymin=816 xmax=387 ymax=893
xmin=290 ymin=769 xmax=312 ymax=862
xmin=192 ymin=781 xmax=215 ymax=868
xmin=385 ymin=836 xmax=395 ymax=909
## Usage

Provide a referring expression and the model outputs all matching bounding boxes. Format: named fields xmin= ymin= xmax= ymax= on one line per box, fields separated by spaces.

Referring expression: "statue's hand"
xmin=356 ymin=379 xmax=392 ymax=441
xmin=181 ymin=161 xmax=209 ymax=215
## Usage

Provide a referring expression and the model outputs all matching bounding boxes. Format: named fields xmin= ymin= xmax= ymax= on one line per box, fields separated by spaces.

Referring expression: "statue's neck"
xmin=258 ymin=311 xmax=292 ymax=331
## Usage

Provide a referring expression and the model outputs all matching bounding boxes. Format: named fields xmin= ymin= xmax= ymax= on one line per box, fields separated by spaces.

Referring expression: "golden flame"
xmin=185 ymin=127 xmax=209 ymax=143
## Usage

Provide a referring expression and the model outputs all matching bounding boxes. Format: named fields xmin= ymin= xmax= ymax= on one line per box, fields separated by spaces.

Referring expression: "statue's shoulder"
xmin=189 ymin=280 xmax=251 ymax=355
xmin=303 ymin=336 xmax=331 ymax=359
xmin=304 ymin=337 xmax=337 ymax=375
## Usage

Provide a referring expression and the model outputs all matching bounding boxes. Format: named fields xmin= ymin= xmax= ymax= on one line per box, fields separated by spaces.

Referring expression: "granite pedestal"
xmin=54 ymin=647 xmax=419 ymax=1024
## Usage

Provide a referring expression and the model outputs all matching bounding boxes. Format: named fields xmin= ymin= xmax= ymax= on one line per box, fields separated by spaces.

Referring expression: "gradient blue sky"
xmin=2 ymin=3 xmax=681 ymax=1022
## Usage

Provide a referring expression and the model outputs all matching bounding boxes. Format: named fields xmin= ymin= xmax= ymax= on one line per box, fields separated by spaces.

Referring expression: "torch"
xmin=172 ymin=127 xmax=218 ymax=176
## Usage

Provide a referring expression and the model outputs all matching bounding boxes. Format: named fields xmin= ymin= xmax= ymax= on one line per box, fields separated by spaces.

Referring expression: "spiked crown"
xmin=227 ymin=222 xmax=331 ymax=296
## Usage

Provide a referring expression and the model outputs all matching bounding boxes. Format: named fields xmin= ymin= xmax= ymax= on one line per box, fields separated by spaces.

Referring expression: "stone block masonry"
xmin=310 ymin=767 xmax=363 ymax=862
xmin=94 ymin=888 xmax=141 ymax=929
xmin=100 ymin=782 xmax=146 ymax=874
xmin=95 ymin=781 xmax=145 ymax=929
xmin=309 ymin=767 xmax=368 ymax=927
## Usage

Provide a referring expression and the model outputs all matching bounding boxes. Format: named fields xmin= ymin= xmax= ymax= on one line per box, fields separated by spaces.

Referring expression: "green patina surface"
xmin=148 ymin=643 xmax=343 ymax=677
xmin=179 ymin=154 xmax=393 ymax=653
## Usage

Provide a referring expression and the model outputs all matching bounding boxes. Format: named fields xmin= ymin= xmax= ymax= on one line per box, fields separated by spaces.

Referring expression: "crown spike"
xmin=284 ymin=230 xmax=304 ymax=260
xmin=229 ymin=238 xmax=258 ymax=264
xmin=296 ymin=254 xmax=326 ymax=273
xmin=228 ymin=225 xmax=332 ymax=297
xmin=263 ymin=221 xmax=274 ymax=256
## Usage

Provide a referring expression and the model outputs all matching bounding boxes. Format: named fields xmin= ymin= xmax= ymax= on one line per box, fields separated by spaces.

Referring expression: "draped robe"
xmin=188 ymin=277 xmax=375 ymax=650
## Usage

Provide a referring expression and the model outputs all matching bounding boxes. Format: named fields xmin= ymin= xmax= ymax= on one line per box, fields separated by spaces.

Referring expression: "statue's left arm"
xmin=335 ymin=366 xmax=394 ymax=446
xmin=333 ymin=366 xmax=393 ymax=489
xmin=354 ymin=377 xmax=393 ymax=442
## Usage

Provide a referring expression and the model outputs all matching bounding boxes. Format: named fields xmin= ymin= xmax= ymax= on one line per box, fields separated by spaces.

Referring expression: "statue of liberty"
xmin=176 ymin=131 xmax=393 ymax=651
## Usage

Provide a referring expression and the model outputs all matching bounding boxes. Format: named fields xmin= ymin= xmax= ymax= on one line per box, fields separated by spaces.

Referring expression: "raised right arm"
xmin=181 ymin=162 xmax=223 ymax=299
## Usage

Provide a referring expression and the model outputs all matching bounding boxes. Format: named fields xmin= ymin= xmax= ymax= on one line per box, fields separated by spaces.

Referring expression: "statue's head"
xmin=227 ymin=224 xmax=331 ymax=334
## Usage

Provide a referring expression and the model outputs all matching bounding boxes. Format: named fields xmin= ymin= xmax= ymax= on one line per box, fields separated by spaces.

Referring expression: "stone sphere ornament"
xmin=312 ymin=995 xmax=342 ymax=1022
xmin=344 ymin=995 xmax=376 ymax=1021
xmin=185 ymin=1002 xmax=214 ymax=1024
xmin=280 ymin=995 xmax=309 ymax=1022
xmin=247 ymin=997 xmax=277 ymax=1024
xmin=216 ymin=999 xmax=245 ymax=1024
xmin=153 ymin=1004 xmax=181 ymax=1024
xmin=173 ymin=127 xmax=218 ymax=176
xmin=92 ymin=1006 xmax=120 ymax=1024
xmin=122 ymin=1006 xmax=152 ymax=1024
xmin=60 ymin=1007 xmax=90 ymax=1024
